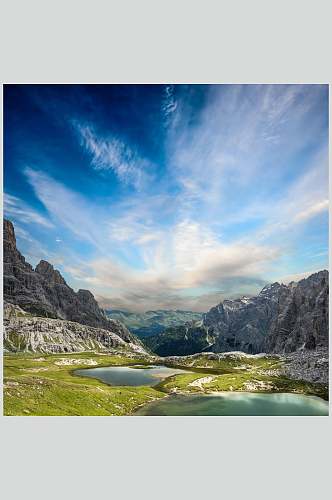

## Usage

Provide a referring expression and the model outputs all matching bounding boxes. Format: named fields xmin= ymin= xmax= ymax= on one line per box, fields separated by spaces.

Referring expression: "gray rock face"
xmin=144 ymin=271 xmax=328 ymax=356
xmin=280 ymin=348 xmax=329 ymax=384
xmin=4 ymin=302 xmax=147 ymax=355
xmin=265 ymin=271 xmax=329 ymax=353
xmin=207 ymin=271 xmax=328 ymax=354
xmin=3 ymin=219 xmax=140 ymax=346
xmin=204 ymin=282 xmax=289 ymax=354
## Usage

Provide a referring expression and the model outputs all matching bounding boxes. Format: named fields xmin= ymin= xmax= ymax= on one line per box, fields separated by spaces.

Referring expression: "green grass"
xmin=157 ymin=370 xmax=328 ymax=400
xmin=165 ymin=354 xmax=283 ymax=371
xmin=3 ymin=352 xmax=166 ymax=416
xmin=3 ymin=351 xmax=328 ymax=416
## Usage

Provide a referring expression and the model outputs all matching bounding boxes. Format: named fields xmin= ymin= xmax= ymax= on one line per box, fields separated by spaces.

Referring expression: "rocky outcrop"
xmin=144 ymin=271 xmax=328 ymax=357
xmin=201 ymin=270 xmax=328 ymax=355
xmin=204 ymin=282 xmax=289 ymax=354
xmin=280 ymin=348 xmax=329 ymax=384
xmin=3 ymin=219 xmax=141 ymax=346
xmin=265 ymin=271 xmax=329 ymax=352
xmin=3 ymin=302 xmax=146 ymax=355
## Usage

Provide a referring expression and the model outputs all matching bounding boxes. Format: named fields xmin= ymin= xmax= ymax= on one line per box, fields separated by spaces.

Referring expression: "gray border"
xmin=0 ymin=1 xmax=331 ymax=498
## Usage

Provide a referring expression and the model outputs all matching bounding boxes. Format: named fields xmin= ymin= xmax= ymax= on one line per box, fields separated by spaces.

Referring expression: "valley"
xmin=105 ymin=309 xmax=203 ymax=338
xmin=2 ymin=218 xmax=329 ymax=416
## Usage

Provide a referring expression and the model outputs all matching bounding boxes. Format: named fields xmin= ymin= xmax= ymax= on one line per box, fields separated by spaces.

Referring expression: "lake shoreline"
xmin=73 ymin=360 xmax=329 ymax=416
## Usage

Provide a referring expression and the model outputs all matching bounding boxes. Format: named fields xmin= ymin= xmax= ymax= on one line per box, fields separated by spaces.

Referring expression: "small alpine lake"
xmin=74 ymin=364 xmax=189 ymax=387
xmin=135 ymin=392 xmax=329 ymax=416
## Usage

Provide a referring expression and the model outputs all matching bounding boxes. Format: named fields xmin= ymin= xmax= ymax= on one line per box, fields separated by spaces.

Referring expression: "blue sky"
xmin=4 ymin=84 xmax=329 ymax=312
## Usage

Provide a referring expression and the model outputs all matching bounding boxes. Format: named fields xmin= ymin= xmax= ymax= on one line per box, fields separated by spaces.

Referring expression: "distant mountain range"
xmin=144 ymin=271 xmax=329 ymax=356
xmin=105 ymin=309 xmax=203 ymax=338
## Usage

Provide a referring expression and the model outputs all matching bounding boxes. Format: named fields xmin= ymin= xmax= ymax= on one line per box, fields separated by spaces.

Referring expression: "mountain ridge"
xmin=3 ymin=219 xmax=142 ymax=348
xmin=144 ymin=270 xmax=329 ymax=356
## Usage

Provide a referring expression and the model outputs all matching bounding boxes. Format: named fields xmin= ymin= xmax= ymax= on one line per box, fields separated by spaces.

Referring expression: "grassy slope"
xmin=158 ymin=355 xmax=328 ymax=400
xmin=3 ymin=352 xmax=328 ymax=416
xmin=3 ymin=352 xmax=166 ymax=416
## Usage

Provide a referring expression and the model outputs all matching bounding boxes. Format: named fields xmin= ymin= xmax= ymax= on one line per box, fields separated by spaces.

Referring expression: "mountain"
xmin=3 ymin=219 xmax=142 ymax=349
xmin=105 ymin=309 xmax=203 ymax=337
xmin=265 ymin=271 xmax=329 ymax=352
xmin=4 ymin=302 xmax=146 ymax=354
xmin=145 ymin=271 xmax=329 ymax=356
xmin=144 ymin=321 xmax=217 ymax=356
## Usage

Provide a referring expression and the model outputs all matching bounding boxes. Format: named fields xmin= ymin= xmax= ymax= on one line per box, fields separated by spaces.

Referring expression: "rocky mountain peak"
xmin=3 ymin=218 xmax=141 ymax=347
xmin=77 ymin=289 xmax=101 ymax=314
xmin=35 ymin=260 xmax=67 ymax=285
xmin=259 ymin=282 xmax=283 ymax=295
xmin=3 ymin=219 xmax=16 ymax=247
xmin=77 ymin=289 xmax=95 ymax=300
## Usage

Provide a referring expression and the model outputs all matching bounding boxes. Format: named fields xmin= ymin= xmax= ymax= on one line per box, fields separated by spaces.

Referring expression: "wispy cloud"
xmin=166 ymin=85 xmax=327 ymax=218
xmin=72 ymin=121 xmax=153 ymax=190
xmin=293 ymin=199 xmax=329 ymax=223
xmin=162 ymin=85 xmax=178 ymax=124
xmin=4 ymin=193 xmax=54 ymax=228
xmin=24 ymin=167 xmax=106 ymax=249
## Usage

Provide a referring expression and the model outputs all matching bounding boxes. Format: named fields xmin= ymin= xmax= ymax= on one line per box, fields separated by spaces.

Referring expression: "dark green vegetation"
xmin=144 ymin=324 xmax=216 ymax=355
xmin=106 ymin=309 xmax=203 ymax=338
xmin=3 ymin=351 xmax=328 ymax=416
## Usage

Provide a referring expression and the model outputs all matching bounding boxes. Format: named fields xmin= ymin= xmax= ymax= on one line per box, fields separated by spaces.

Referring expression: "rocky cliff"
xmin=204 ymin=282 xmax=289 ymax=354
xmin=4 ymin=302 xmax=146 ymax=354
xmin=144 ymin=271 xmax=329 ymax=356
xmin=265 ymin=271 xmax=329 ymax=352
xmin=3 ymin=219 xmax=141 ymax=347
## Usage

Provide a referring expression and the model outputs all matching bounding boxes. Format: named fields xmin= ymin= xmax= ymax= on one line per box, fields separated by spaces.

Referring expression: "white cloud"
xmin=166 ymin=84 xmax=327 ymax=225
xmin=73 ymin=122 xmax=153 ymax=190
xmin=4 ymin=193 xmax=54 ymax=228
xmin=24 ymin=167 xmax=105 ymax=251
xmin=65 ymin=218 xmax=279 ymax=312
xmin=293 ymin=199 xmax=328 ymax=223
xmin=162 ymin=85 xmax=178 ymax=123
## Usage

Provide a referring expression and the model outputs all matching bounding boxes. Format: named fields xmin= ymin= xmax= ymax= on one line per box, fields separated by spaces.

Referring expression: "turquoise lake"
xmin=75 ymin=365 xmax=329 ymax=416
xmin=135 ymin=392 xmax=329 ymax=416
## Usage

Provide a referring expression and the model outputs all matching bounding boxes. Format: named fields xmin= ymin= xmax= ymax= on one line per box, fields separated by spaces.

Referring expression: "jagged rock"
xmin=204 ymin=282 xmax=289 ymax=354
xmin=3 ymin=302 xmax=146 ymax=355
xmin=265 ymin=271 xmax=329 ymax=353
xmin=35 ymin=260 xmax=67 ymax=285
xmin=144 ymin=271 xmax=328 ymax=357
xmin=3 ymin=219 xmax=142 ymax=347
xmin=280 ymin=348 xmax=329 ymax=384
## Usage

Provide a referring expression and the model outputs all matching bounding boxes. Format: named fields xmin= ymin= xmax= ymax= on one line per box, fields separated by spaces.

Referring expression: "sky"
xmin=4 ymin=84 xmax=329 ymax=312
